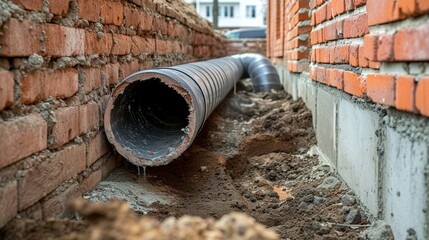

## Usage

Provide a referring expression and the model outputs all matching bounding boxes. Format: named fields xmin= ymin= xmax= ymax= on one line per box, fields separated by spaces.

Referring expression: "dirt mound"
xmin=2 ymin=85 xmax=371 ymax=239
xmin=4 ymin=199 xmax=278 ymax=240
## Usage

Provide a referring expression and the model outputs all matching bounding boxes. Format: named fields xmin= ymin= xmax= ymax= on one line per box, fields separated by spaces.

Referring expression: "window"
xmin=246 ymin=5 xmax=256 ymax=18
xmin=219 ymin=4 xmax=234 ymax=18
xmin=206 ymin=5 xmax=212 ymax=17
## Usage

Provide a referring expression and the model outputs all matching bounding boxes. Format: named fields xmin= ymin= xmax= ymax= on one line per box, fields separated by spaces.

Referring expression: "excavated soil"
xmin=2 ymin=81 xmax=373 ymax=239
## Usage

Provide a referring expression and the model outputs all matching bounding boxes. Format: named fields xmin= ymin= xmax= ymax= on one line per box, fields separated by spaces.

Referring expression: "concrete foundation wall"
xmin=277 ymin=64 xmax=429 ymax=240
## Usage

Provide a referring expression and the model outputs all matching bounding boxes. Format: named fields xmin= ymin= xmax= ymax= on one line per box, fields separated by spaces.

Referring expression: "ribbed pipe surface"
xmin=104 ymin=54 xmax=282 ymax=167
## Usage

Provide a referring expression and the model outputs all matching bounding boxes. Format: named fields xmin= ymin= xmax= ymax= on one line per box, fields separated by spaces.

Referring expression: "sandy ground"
xmin=2 ymin=80 xmax=394 ymax=239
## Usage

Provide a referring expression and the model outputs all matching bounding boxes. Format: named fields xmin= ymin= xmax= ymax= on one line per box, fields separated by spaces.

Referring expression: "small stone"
xmin=346 ymin=209 xmax=361 ymax=224
xmin=341 ymin=194 xmax=356 ymax=206
xmin=27 ymin=53 xmax=44 ymax=71
xmin=266 ymin=170 xmax=277 ymax=181
xmin=406 ymin=228 xmax=417 ymax=240
xmin=341 ymin=206 xmax=352 ymax=214
xmin=312 ymin=222 xmax=330 ymax=235
xmin=317 ymin=176 xmax=340 ymax=189
xmin=362 ymin=220 xmax=394 ymax=240
xmin=313 ymin=196 xmax=326 ymax=205
xmin=200 ymin=166 xmax=207 ymax=172
xmin=268 ymin=203 xmax=279 ymax=209
xmin=302 ymin=194 xmax=314 ymax=203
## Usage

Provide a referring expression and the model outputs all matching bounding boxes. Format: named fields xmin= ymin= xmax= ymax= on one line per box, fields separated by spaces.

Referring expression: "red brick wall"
xmin=225 ymin=39 xmax=267 ymax=56
xmin=268 ymin=0 xmax=429 ymax=117
xmin=268 ymin=0 xmax=311 ymax=72
xmin=0 ymin=0 xmax=224 ymax=227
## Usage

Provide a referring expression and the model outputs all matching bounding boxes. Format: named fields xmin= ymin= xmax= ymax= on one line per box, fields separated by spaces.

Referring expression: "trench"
xmin=3 ymin=82 xmax=373 ymax=240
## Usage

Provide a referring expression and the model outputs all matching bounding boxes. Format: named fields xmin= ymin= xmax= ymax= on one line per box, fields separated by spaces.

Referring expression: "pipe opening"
xmin=110 ymin=78 xmax=190 ymax=160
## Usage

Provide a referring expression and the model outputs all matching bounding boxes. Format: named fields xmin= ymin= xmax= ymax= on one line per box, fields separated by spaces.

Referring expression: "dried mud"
xmin=2 ymin=82 xmax=373 ymax=239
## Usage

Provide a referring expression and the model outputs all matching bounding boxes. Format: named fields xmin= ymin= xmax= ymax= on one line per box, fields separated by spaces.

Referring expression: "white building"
xmin=184 ymin=0 xmax=266 ymax=29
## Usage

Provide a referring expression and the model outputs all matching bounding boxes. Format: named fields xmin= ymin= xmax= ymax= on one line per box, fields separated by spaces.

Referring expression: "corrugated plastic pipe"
xmin=104 ymin=53 xmax=282 ymax=167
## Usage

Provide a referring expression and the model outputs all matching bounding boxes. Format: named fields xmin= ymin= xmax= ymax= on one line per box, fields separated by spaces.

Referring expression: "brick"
xmin=43 ymin=24 xmax=85 ymax=57
xmin=111 ymin=34 xmax=132 ymax=55
xmin=319 ymin=48 xmax=330 ymax=63
xmin=50 ymin=0 xmax=70 ymax=16
xmin=102 ymin=63 xmax=120 ymax=86
xmin=396 ymin=0 xmax=417 ymax=17
xmin=77 ymin=0 xmax=101 ymax=22
xmin=0 ymin=19 xmax=42 ymax=57
xmin=79 ymin=101 xmax=100 ymax=134
xmin=326 ymin=1 xmax=334 ymax=20
xmin=131 ymin=36 xmax=156 ymax=55
xmin=80 ymin=170 xmax=102 ymax=193
xmin=345 ymin=0 xmax=354 ymax=11
xmin=100 ymin=0 xmax=123 ymax=25
xmin=0 ymin=114 xmax=47 ymax=168
xmin=343 ymin=13 xmax=368 ymax=38
xmin=396 ymin=75 xmax=415 ymax=112
xmin=344 ymin=71 xmax=366 ymax=97
xmin=317 ymin=5 xmax=327 ymax=24
xmin=316 ymin=67 xmax=327 ymax=83
xmin=334 ymin=45 xmax=349 ymax=64
xmin=51 ymin=106 xmax=80 ymax=148
xmin=19 ymin=144 xmax=86 ymax=210
xmin=367 ymin=0 xmax=396 ymax=26
xmin=333 ymin=0 xmax=345 ymax=16
xmin=416 ymin=77 xmax=429 ymax=116
xmin=0 ymin=181 xmax=17 ymax=228
xmin=87 ymin=132 xmax=110 ymax=166
xmin=377 ymin=34 xmax=394 ymax=61
xmin=366 ymin=0 xmax=429 ymax=25
xmin=120 ymin=60 xmax=140 ymax=79
xmin=326 ymin=68 xmax=344 ymax=89
xmin=124 ymin=6 xmax=141 ymax=28
xmin=417 ymin=0 xmax=429 ymax=12
xmin=323 ymin=23 xmax=337 ymax=42
xmin=349 ymin=45 xmax=359 ymax=67
xmin=309 ymin=0 xmax=317 ymax=9
xmin=353 ymin=0 xmax=366 ymax=7
xmin=364 ymin=34 xmax=379 ymax=61
xmin=358 ymin=45 xmax=369 ymax=67
xmin=308 ymin=12 xmax=316 ymax=27
xmin=83 ymin=68 xmax=102 ymax=93
xmin=367 ymin=74 xmax=395 ymax=106
xmin=329 ymin=47 xmax=335 ymax=63
xmin=394 ymin=23 xmax=429 ymax=61
xmin=84 ymin=32 xmax=113 ymax=55
xmin=0 ymin=70 xmax=14 ymax=111
xmin=369 ymin=61 xmax=381 ymax=69
xmin=42 ymin=183 xmax=80 ymax=219
xmin=11 ymin=0 xmax=42 ymax=11
xmin=336 ymin=20 xmax=344 ymax=39
xmin=100 ymin=156 xmax=121 ymax=178
xmin=20 ymin=68 xmax=78 ymax=104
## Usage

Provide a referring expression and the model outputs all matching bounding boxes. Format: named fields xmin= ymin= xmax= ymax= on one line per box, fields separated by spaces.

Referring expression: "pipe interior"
xmin=110 ymin=78 xmax=190 ymax=160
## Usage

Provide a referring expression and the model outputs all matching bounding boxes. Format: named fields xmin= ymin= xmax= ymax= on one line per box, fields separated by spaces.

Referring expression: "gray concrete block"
xmin=382 ymin=126 xmax=428 ymax=240
xmin=316 ymin=88 xmax=337 ymax=166
xmin=337 ymin=99 xmax=380 ymax=216
xmin=283 ymin=71 xmax=298 ymax=99
xmin=297 ymin=75 xmax=308 ymax=104
xmin=306 ymin=80 xmax=317 ymax=130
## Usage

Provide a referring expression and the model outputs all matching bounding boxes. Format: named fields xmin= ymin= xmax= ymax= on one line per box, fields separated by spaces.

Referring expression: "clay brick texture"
xmin=0 ymin=0 xmax=225 ymax=228
xmin=268 ymin=0 xmax=311 ymax=73
xmin=268 ymin=0 xmax=429 ymax=117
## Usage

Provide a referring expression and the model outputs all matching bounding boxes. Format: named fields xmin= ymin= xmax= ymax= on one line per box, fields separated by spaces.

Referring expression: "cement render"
xmin=276 ymin=64 xmax=429 ymax=240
